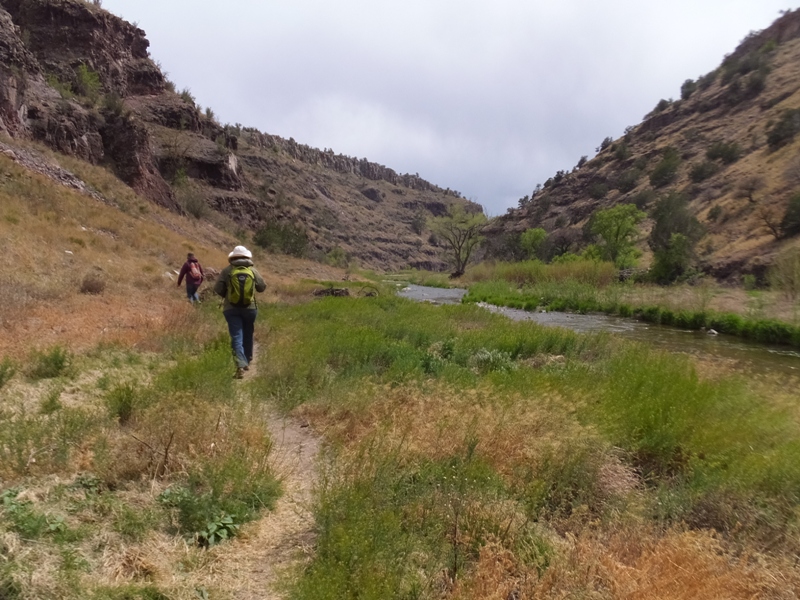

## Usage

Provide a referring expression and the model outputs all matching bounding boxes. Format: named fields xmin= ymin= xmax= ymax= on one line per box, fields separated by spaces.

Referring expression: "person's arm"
xmin=213 ymin=267 xmax=229 ymax=297
xmin=177 ymin=263 xmax=187 ymax=286
xmin=252 ymin=268 xmax=267 ymax=293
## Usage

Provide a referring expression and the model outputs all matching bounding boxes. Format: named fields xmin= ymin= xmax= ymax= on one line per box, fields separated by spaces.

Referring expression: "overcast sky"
xmin=102 ymin=1 xmax=796 ymax=215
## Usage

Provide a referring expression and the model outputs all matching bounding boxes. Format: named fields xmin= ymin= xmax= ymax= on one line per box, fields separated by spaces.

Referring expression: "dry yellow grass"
xmin=0 ymin=145 xmax=349 ymax=360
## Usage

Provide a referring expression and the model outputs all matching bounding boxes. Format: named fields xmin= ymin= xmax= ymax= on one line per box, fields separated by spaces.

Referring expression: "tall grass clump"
xmin=27 ymin=346 xmax=72 ymax=380
xmin=463 ymin=260 xmax=616 ymax=287
xmin=293 ymin=439 xmax=550 ymax=600
xmin=0 ymin=357 xmax=16 ymax=389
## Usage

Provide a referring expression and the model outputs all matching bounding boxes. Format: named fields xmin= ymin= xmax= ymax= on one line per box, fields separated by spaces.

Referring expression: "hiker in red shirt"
xmin=177 ymin=252 xmax=205 ymax=304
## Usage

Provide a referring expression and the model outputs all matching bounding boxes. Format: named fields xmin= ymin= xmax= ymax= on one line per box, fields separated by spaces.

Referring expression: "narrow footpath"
xmin=195 ymin=350 xmax=321 ymax=599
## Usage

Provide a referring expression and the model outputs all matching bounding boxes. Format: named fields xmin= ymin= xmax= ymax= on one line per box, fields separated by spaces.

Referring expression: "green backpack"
xmin=227 ymin=266 xmax=255 ymax=306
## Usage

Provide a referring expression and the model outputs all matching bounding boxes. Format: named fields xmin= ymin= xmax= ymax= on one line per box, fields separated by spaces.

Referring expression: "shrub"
xmin=588 ymin=182 xmax=609 ymax=199
xmin=74 ymin=64 xmax=101 ymax=103
xmin=28 ymin=346 xmax=72 ymax=380
xmin=780 ymin=192 xmax=800 ymax=237
xmin=630 ymin=188 xmax=656 ymax=209
xmin=105 ymin=383 xmax=137 ymax=425
xmin=649 ymin=147 xmax=681 ymax=188
xmin=706 ymin=141 xmax=741 ymax=164
xmin=0 ymin=358 xmax=16 ymax=390
xmin=769 ymin=246 xmax=800 ymax=301
xmin=767 ymin=109 xmax=800 ymax=150
xmin=681 ymin=79 xmax=697 ymax=100
xmin=253 ymin=221 xmax=308 ymax=257
xmin=689 ymin=160 xmax=720 ymax=183
xmin=179 ymin=88 xmax=196 ymax=106
xmin=616 ymin=168 xmax=641 ymax=192
xmin=707 ymin=205 xmax=723 ymax=222
xmin=80 ymin=273 xmax=105 ymax=295
xmin=652 ymin=98 xmax=672 ymax=114
xmin=180 ymin=194 xmax=208 ymax=219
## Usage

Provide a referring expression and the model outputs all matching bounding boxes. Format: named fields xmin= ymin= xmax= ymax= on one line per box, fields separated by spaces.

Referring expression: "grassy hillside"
xmin=489 ymin=9 xmax=800 ymax=281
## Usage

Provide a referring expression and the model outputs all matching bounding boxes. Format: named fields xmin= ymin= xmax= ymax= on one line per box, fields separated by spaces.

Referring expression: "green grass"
xmin=465 ymin=280 xmax=800 ymax=347
xmin=258 ymin=294 xmax=800 ymax=597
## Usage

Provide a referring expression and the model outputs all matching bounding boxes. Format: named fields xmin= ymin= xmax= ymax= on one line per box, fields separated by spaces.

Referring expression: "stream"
xmin=397 ymin=284 xmax=800 ymax=377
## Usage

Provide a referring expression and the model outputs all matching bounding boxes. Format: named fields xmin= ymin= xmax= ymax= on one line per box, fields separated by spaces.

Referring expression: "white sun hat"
xmin=228 ymin=245 xmax=252 ymax=259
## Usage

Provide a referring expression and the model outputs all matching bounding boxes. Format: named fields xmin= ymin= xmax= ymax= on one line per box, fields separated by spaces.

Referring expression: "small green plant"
xmin=198 ymin=513 xmax=240 ymax=546
xmin=39 ymin=385 xmax=63 ymax=415
xmin=28 ymin=346 xmax=72 ymax=380
xmin=707 ymin=205 xmax=723 ymax=222
xmin=0 ymin=358 xmax=16 ymax=390
xmin=179 ymin=88 xmax=196 ymax=106
xmin=74 ymin=63 xmax=101 ymax=103
xmin=105 ymin=383 xmax=137 ymax=425
xmin=467 ymin=348 xmax=517 ymax=374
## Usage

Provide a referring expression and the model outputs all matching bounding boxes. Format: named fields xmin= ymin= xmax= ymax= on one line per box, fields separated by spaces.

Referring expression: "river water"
xmin=397 ymin=284 xmax=800 ymax=377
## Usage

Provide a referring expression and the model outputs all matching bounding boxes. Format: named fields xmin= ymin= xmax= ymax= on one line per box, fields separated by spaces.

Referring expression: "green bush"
xmin=616 ymin=168 xmax=642 ymax=193
xmin=780 ymin=192 xmax=800 ymax=238
xmin=588 ymin=182 xmax=609 ymax=199
xmin=689 ymin=160 xmax=720 ymax=183
xmin=28 ymin=346 xmax=72 ymax=380
xmin=649 ymin=147 xmax=681 ymax=188
xmin=74 ymin=64 xmax=101 ymax=103
xmin=0 ymin=358 xmax=16 ymax=390
xmin=253 ymin=221 xmax=308 ymax=257
xmin=706 ymin=141 xmax=741 ymax=164
xmin=680 ymin=79 xmax=697 ymax=100
xmin=105 ymin=383 xmax=137 ymax=425
xmin=767 ymin=109 xmax=800 ymax=150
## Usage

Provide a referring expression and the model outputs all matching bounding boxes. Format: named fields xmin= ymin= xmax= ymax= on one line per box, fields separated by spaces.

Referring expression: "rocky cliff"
xmin=0 ymin=0 xmax=477 ymax=270
xmin=487 ymin=9 xmax=800 ymax=281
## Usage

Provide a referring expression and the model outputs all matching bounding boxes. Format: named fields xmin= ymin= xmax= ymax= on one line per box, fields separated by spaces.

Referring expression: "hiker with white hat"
xmin=213 ymin=245 xmax=267 ymax=378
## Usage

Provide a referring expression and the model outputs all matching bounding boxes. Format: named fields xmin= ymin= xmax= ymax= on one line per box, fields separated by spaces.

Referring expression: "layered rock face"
xmin=487 ymin=9 xmax=800 ymax=280
xmin=0 ymin=0 xmax=476 ymax=270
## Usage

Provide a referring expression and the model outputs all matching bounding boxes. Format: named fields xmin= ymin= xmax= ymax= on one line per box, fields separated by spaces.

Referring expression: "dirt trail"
xmin=199 ymin=350 xmax=320 ymax=599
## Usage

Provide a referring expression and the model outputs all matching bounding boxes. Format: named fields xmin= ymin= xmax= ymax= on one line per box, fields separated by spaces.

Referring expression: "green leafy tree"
xmin=648 ymin=192 xmax=703 ymax=283
xmin=589 ymin=204 xmax=645 ymax=267
xmin=519 ymin=227 xmax=547 ymax=259
xmin=428 ymin=205 xmax=487 ymax=276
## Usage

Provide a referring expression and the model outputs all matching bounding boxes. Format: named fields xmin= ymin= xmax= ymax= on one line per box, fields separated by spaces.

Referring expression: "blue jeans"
xmin=223 ymin=308 xmax=257 ymax=368
xmin=186 ymin=282 xmax=200 ymax=303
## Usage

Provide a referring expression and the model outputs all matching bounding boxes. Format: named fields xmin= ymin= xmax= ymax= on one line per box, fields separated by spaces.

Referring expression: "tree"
xmin=589 ymin=204 xmax=645 ymax=267
xmin=648 ymin=192 xmax=703 ymax=283
xmin=519 ymin=227 xmax=547 ymax=259
xmin=781 ymin=192 xmax=800 ymax=238
xmin=428 ymin=205 xmax=487 ymax=276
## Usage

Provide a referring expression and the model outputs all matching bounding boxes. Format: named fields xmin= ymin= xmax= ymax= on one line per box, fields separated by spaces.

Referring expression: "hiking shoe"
xmin=234 ymin=367 xmax=245 ymax=379
xmin=243 ymin=365 xmax=250 ymax=371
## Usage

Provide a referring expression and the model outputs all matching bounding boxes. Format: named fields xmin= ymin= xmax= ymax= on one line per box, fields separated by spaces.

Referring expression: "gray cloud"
xmin=103 ymin=0 xmax=794 ymax=214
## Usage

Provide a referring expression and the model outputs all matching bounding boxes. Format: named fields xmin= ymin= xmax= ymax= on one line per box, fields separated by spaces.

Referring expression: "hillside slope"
xmin=0 ymin=0 xmax=479 ymax=272
xmin=487 ymin=9 xmax=800 ymax=281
